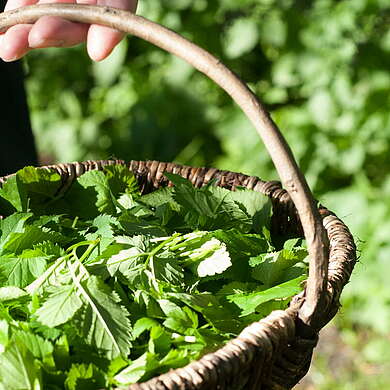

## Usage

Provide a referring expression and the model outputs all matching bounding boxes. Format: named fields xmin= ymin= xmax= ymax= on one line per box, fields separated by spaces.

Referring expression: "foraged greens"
xmin=0 ymin=165 xmax=308 ymax=389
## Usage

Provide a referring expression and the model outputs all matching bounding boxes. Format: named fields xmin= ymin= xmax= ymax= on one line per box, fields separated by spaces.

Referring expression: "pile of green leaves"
xmin=0 ymin=166 xmax=307 ymax=389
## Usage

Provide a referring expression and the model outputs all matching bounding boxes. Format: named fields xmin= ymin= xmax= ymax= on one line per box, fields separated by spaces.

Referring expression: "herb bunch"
xmin=0 ymin=165 xmax=308 ymax=389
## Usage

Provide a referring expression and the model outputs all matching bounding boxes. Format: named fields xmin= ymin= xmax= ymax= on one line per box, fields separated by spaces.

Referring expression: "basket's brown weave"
xmin=0 ymin=159 xmax=356 ymax=390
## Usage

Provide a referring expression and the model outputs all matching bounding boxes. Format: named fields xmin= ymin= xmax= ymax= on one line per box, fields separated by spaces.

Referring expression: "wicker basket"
xmin=0 ymin=5 xmax=356 ymax=389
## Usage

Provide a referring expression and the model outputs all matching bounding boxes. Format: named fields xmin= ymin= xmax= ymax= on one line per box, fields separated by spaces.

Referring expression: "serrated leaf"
xmin=91 ymin=214 xmax=119 ymax=239
xmin=35 ymin=285 xmax=83 ymax=327
xmin=151 ymin=255 xmax=184 ymax=285
xmin=0 ymin=340 xmax=42 ymax=390
xmin=0 ymin=213 xmax=32 ymax=252
xmin=77 ymin=276 xmax=132 ymax=358
xmin=227 ymin=275 xmax=306 ymax=316
xmin=13 ymin=330 xmax=54 ymax=364
xmin=77 ymin=170 xmax=116 ymax=215
xmin=3 ymin=226 xmax=61 ymax=255
xmin=64 ymin=363 xmax=105 ymax=390
xmin=0 ymin=175 xmax=28 ymax=213
xmin=114 ymin=352 xmax=159 ymax=385
xmin=0 ymin=286 xmax=28 ymax=302
xmin=132 ymin=318 xmax=159 ymax=340
xmin=250 ymin=246 xmax=308 ymax=287
xmin=0 ymin=250 xmax=48 ymax=288
xmin=165 ymin=173 xmax=251 ymax=231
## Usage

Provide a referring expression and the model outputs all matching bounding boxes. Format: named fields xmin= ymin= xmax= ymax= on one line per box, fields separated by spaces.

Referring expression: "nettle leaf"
xmin=165 ymin=173 xmax=252 ymax=231
xmin=0 ymin=286 xmax=28 ymax=302
xmin=0 ymin=212 xmax=32 ymax=251
xmin=0 ymin=339 xmax=42 ymax=390
xmin=119 ymin=212 xmax=168 ymax=237
xmin=114 ymin=352 xmax=159 ymax=385
xmin=139 ymin=187 xmax=179 ymax=209
xmin=35 ymin=285 xmax=83 ymax=327
xmin=16 ymin=167 xmax=62 ymax=210
xmin=0 ymin=249 xmax=48 ymax=288
xmin=91 ymin=214 xmax=119 ymax=239
xmin=227 ymin=188 xmax=272 ymax=232
xmin=166 ymin=292 xmax=241 ymax=334
xmin=151 ymin=254 xmax=184 ymax=286
xmin=2 ymin=226 xmax=61 ymax=255
xmin=33 ymin=241 xmax=65 ymax=258
xmin=77 ymin=276 xmax=132 ymax=358
xmin=64 ymin=363 xmax=106 ymax=390
xmin=104 ymin=165 xmax=139 ymax=198
xmin=13 ymin=330 xmax=54 ymax=364
xmin=75 ymin=165 xmax=138 ymax=217
xmin=227 ymin=275 xmax=306 ymax=316
xmin=77 ymin=170 xmax=117 ymax=215
xmin=0 ymin=174 xmax=28 ymax=213
xmin=211 ymin=229 xmax=270 ymax=257
xmin=132 ymin=318 xmax=159 ymax=340
xmin=249 ymin=244 xmax=308 ymax=287
xmin=158 ymin=299 xmax=197 ymax=333
xmin=106 ymin=245 xmax=146 ymax=285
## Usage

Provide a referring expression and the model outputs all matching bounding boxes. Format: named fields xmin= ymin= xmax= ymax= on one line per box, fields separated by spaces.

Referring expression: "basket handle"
xmin=0 ymin=4 xmax=329 ymax=326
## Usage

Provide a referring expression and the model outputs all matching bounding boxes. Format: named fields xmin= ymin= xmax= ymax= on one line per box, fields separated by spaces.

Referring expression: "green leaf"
xmin=158 ymin=299 xmax=197 ymax=333
xmin=104 ymin=165 xmax=139 ymax=198
xmin=64 ymin=363 xmax=106 ymax=390
xmin=114 ymin=352 xmax=158 ymax=385
xmin=77 ymin=170 xmax=116 ymax=215
xmin=91 ymin=214 xmax=119 ymax=239
xmin=0 ymin=340 xmax=42 ymax=390
xmin=132 ymin=317 xmax=159 ymax=340
xmin=16 ymin=167 xmax=62 ymax=210
xmin=151 ymin=255 xmax=184 ymax=285
xmin=0 ymin=213 xmax=32 ymax=251
xmin=2 ymin=226 xmax=61 ymax=255
xmin=0 ymin=286 xmax=28 ymax=302
xmin=227 ymin=188 xmax=272 ymax=232
xmin=75 ymin=165 xmax=139 ymax=216
xmin=227 ymin=275 xmax=306 ymax=316
xmin=250 ymin=245 xmax=308 ymax=287
xmin=183 ymin=237 xmax=232 ymax=277
xmin=0 ymin=175 xmax=28 ymax=213
xmin=165 ymin=173 xmax=251 ymax=231
xmin=13 ymin=330 xmax=54 ymax=368
xmin=77 ymin=276 xmax=132 ymax=358
xmin=0 ymin=249 xmax=48 ymax=288
xmin=35 ymin=285 xmax=83 ymax=327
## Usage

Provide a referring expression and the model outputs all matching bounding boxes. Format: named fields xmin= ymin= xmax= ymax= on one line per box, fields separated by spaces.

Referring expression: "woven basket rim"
xmin=0 ymin=159 xmax=357 ymax=389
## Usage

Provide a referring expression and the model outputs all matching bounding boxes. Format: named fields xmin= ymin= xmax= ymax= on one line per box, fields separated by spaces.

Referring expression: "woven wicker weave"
xmin=0 ymin=5 xmax=357 ymax=389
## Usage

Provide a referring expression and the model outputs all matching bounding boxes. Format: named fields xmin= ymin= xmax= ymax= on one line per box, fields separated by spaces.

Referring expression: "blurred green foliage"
xmin=24 ymin=0 xmax=389 ymax=387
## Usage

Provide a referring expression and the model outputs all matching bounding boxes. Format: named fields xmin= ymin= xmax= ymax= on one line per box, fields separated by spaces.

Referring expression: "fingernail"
xmin=1 ymin=55 xmax=21 ymax=62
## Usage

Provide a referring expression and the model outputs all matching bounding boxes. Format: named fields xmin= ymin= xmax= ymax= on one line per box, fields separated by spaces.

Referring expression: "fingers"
xmin=0 ymin=0 xmax=138 ymax=62
xmin=28 ymin=0 xmax=88 ymax=49
xmin=87 ymin=0 xmax=138 ymax=61
xmin=4 ymin=0 xmax=38 ymax=12
xmin=28 ymin=16 xmax=89 ymax=48
xmin=0 ymin=0 xmax=37 ymax=60
xmin=0 ymin=24 xmax=32 ymax=61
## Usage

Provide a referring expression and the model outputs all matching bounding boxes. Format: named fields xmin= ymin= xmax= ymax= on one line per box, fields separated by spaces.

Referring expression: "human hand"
xmin=0 ymin=0 xmax=138 ymax=62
